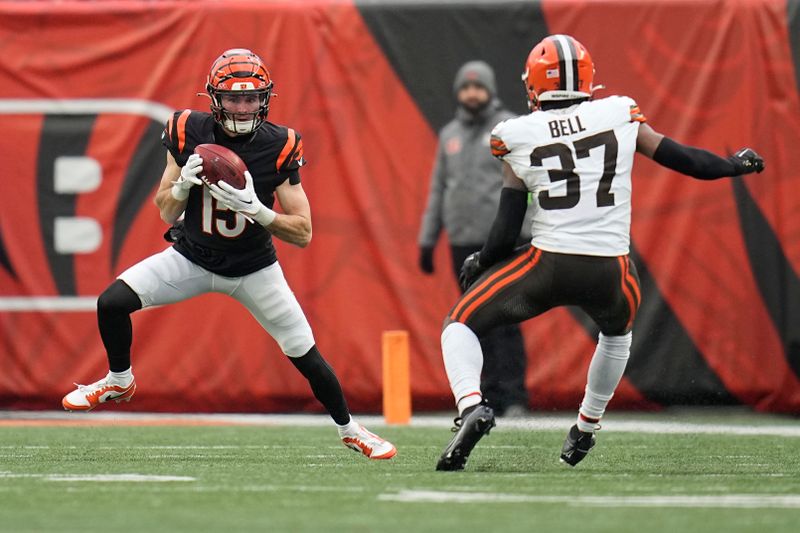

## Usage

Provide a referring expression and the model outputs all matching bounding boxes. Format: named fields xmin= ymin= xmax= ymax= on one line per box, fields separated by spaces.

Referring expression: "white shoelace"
xmin=74 ymin=378 xmax=109 ymax=393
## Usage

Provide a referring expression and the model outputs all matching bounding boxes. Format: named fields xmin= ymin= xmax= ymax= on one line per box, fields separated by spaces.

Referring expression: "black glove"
xmin=163 ymin=219 xmax=184 ymax=243
xmin=419 ymin=246 xmax=435 ymax=274
xmin=729 ymin=148 xmax=765 ymax=175
xmin=459 ymin=252 xmax=487 ymax=291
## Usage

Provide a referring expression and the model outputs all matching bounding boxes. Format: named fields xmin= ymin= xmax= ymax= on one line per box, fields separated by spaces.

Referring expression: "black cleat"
xmin=436 ymin=404 xmax=496 ymax=471
xmin=559 ymin=424 xmax=596 ymax=467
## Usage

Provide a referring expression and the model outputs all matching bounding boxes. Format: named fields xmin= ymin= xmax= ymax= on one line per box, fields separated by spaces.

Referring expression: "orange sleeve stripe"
xmin=490 ymin=136 xmax=510 ymax=156
xmin=292 ymin=138 xmax=304 ymax=161
xmin=166 ymin=114 xmax=174 ymax=142
xmin=276 ymin=128 xmax=296 ymax=171
xmin=176 ymin=110 xmax=191 ymax=153
xmin=491 ymin=146 xmax=511 ymax=157
xmin=630 ymin=105 xmax=646 ymax=123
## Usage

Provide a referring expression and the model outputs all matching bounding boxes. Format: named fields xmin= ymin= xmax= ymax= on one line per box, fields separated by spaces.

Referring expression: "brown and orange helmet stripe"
xmin=521 ymin=35 xmax=595 ymax=110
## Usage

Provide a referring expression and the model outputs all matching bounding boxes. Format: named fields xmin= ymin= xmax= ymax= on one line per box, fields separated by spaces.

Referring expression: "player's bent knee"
xmin=280 ymin=333 xmax=316 ymax=358
xmin=97 ymin=280 xmax=142 ymax=316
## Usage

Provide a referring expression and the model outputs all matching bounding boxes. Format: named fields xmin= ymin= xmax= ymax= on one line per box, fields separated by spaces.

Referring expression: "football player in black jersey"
xmin=62 ymin=49 xmax=396 ymax=460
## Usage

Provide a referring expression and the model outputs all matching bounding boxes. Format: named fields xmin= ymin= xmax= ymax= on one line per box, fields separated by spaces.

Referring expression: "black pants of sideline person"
xmin=450 ymin=244 xmax=529 ymax=415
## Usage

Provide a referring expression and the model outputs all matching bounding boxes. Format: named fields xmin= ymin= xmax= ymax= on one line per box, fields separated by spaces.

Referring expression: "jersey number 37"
xmin=530 ymin=130 xmax=618 ymax=210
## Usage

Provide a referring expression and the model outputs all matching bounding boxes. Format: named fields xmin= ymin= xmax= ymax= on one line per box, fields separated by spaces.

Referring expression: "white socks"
xmin=336 ymin=416 xmax=358 ymax=438
xmin=108 ymin=368 xmax=133 ymax=386
xmin=577 ymin=332 xmax=632 ymax=432
xmin=442 ymin=322 xmax=484 ymax=415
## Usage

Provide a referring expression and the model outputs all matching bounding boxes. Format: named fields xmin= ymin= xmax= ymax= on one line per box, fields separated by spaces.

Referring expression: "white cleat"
xmin=62 ymin=373 xmax=136 ymax=411
xmin=341 ymin=424 xmax=397 ymax=460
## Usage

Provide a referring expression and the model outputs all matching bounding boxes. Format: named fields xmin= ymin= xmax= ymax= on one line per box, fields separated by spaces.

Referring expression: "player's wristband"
xmin=170 ymin=183 xmax=191 ymax=201
xmin=252 ymin=205 xmax=277 ymax=227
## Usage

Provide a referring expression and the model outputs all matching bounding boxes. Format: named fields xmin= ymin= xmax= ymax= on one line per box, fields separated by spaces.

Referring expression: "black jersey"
xmin=161 ymin=110 xmax=305 ymax=277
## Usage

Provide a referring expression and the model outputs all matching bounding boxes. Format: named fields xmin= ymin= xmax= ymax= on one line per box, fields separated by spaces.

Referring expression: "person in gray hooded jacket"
xmin=418 ymin=60 xmax=529 ymax=416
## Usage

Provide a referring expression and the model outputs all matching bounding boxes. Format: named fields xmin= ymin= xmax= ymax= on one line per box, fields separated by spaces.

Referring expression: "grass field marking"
xmin=0 ymin=472 xmax=195 ymax=482
xmin=598 ymin=420 xmax=800 ymax=437
xmin=0 ymin=472 xmax=44 ymax=478
xmin=3 ymin=411 xmax=800 ymax=438
xmin=122 ymin=445 xmax=318 ymax=450
xmin=44 ymin=474 xmax=196 ymax=482
xmin=143 ymin=454 xmax=234 ymax=459
xmin=230 ymin=485 xmax=366 ymax=493
xmin=379 ymin=490 xmax=800 ymax=508
xmin=0 ymin=483 xmax=369 ymax=494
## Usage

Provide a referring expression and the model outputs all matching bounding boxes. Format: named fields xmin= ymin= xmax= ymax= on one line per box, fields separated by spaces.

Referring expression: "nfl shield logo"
xmin=446 ymin=136 xmax=462 ymax=155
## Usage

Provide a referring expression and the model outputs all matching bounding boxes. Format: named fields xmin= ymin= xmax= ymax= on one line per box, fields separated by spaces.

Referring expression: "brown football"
xmin=194 ymin=144 xmax=248 ymax=190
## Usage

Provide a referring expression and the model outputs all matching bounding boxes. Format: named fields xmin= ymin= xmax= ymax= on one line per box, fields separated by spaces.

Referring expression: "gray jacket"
xmin=418 ymin=100 xmax=519 ymax=247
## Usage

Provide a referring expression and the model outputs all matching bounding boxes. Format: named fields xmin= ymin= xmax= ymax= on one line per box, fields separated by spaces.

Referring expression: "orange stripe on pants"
xmin=455 ymin=248 xmax=542 ymax=324
xmin=450 ymin=248 xmax=535 ymax=321
xmin=624 ymin=256 xmax=641 ymax=306
xmin=618 ymin=256 xmax=637 ymax=331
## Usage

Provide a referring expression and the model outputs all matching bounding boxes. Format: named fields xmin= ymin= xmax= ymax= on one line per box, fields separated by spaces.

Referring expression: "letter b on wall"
xmin=54 ymin=155 xmax=102 ymax=254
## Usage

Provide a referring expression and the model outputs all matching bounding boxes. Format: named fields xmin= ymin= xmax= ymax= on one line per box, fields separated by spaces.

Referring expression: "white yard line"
xmin=3 ymin=468 xmax=798 ymax=507
xmin=2 ymin=411 xmax=799 ymax=437
xmin=45 ymin=474 xmax=195 ymax=482
xmin=378 ymin=490 xmax=800 ymax=508
xmin=0 ymin=472 xmax=194 ymax=482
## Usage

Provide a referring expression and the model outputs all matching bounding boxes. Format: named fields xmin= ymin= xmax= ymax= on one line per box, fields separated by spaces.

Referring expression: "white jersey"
xmin=491 ymin=95 xmax=645 ymax=256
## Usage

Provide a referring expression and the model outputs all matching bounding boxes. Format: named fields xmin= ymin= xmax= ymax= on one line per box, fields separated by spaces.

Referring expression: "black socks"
xmin=96 ymin=280 xmax=142 ymax=372
xmin=289 ymin=346 xmax=351 ymax=425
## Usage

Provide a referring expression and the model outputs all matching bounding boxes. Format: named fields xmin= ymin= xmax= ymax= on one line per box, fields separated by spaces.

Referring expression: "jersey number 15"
xmin=202 ymin=187 xmax=248 ymax=238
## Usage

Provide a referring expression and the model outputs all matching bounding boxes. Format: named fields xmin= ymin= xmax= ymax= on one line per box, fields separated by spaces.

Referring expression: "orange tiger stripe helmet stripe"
xmin=205 ymin=48 xmax=274 ymax=135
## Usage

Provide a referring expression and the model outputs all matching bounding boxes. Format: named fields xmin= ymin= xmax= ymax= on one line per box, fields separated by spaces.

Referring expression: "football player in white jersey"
xmin=436 ymin=34 xmax=764 ymax=471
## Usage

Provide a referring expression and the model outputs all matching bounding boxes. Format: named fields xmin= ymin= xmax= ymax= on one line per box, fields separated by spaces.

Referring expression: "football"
xmin=194 ymin=144 xmax=248 ymax=190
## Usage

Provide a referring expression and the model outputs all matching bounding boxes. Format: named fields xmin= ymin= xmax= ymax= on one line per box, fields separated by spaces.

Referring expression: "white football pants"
xmin=118 ymin=246 xmax=315 ymax=357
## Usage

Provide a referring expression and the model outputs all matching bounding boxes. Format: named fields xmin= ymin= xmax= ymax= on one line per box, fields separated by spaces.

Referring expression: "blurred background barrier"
xmin=0 ymin=0 xmax=798 ymax=413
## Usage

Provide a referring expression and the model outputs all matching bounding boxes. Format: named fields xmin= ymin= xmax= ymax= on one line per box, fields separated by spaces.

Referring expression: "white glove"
xmin=208 ymin=171 xmax=277 ymax=226
xmin=171 ymin=153 xmax=203 ymax=200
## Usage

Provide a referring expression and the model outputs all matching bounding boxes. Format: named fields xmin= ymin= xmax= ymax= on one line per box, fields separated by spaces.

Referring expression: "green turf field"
xmin=1 ymin=421 xmax=799 ymax=532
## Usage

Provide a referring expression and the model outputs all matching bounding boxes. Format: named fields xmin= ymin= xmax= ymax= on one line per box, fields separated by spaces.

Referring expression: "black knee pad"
xmin=97 ymin=280 xmax=142 ymax=316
